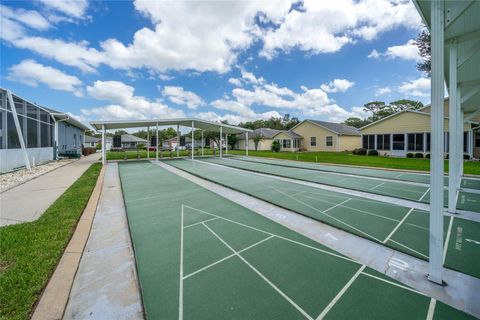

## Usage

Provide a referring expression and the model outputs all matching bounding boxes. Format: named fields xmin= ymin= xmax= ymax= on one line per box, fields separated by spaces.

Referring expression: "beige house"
xmin=236 ymin=120 xmax=360 ymax=152
xmin=359 ymin=99 xmax=480 ymax=158
xmin=236 ymin=128 xmax=302 ymax=151
xmin=290 ymin=120 xmax=361 ymax=152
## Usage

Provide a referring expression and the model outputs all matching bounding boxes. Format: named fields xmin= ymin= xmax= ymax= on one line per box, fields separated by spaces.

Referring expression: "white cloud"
xmin=369 ymin=39 xmax=421 ymax=61
xmin=0 ymin=5 xmax=51 ymax=31
xmin=398 ymin=77 xmax=430 ymax=97
xmin=260 ymin=0 xmax=421 ymax=59
xmin=7 ymin=59 xmax=83 ymax=97
xmin=83 ymin=80 xmax=185 ymax=120
xmin=375 ymin=87 xmax=392 ymax=96
xmin=228 ymin=78 xmax=242 ymax=87
xmin=241 ymin=70 xmax=265 ymax=85
xmin=161 ymin=86 xmax=205 ymax=110
xmin=195 ymin=110 xmax=282 ymax=125
xmin=38 ymin=0 xmax=88 ymax=19
xmin=320 ymin=79 xmax=355 ymax=93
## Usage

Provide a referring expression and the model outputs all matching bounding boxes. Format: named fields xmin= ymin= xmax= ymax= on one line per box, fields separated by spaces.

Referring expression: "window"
xmin=0 ymin=111 xmax=3 ymax=149
xmin=73 ymin=133 xmax=77 ymax=147
xmin=362 ymin=134 xmax=375 ymax=149
xmin=326 ymin=136 xmax=333 ymax=147
xmin=464 ymin=131 xmax=468 ymax=153
xmin=376 ymin=134 xmax=391 ymax=150
xmin=475 ymin=132 xmax=480 ymax=148
xmin=282 ymin=139 xmax=291 ymax=148
xmin=310 ymin=136 xmax=316 ymax=146
xmin=27 ymin=118 xmax=38 ymax=148
xmin=27 ymin=103 xmax=38 ymax=119
xmin=41 ymin=122 xmax=50 ymax=147
xmin=7 ymin=112 xmax=21 ymax=149
xmin=407 ymin=133 xmax=423 ymax=151
xmin=392 ymin=134 xmax=405 ymax=150
xmin=426 ymin=133 xmax=430 ymax=151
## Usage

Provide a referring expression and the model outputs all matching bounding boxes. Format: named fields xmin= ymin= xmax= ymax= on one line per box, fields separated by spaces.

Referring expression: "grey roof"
xmin=84 ymin=135 xmax=98 ymax=143
xmin=305 ymin=120 xmax=360 ymax=135
xmin=121 ymin=134 xmax=147 ymax=143
xmin=238 ymin=128 xmax=302 ymax=140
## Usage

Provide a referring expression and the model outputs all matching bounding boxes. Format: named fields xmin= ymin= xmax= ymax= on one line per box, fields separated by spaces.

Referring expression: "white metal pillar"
xmin=246 ymin=132 xmax=249 ymax=156
xmin=156 ymin=122 xmax=159 ymax=161
xmin=291 ymin=139 xmax=294 ymax=152
xmin=54 ymin=120 xmax=59 ymax=160
xmin=177 ymin=124 xmax=180 ymax=157
xmin=147 ymin=126 xmax=150 ymax=159
xmin=225 ymin=133 xmax=228 ymax=155
xmin=460 ymin=109 xmax=465 ymax=175
xmin=448 ymin=42 xmax=458 ymax=213
xmin=201 ymin=130 xmax=204 ymax=156
xmin=428 ymin=0 xmax=445 ymax=285
xmin=219 ymin=126 xmax=223 ymax=158
xmin=191 ymin=121 xmax=194 ymax=160
xmin=102 ymin=124 xmax=106 ymax=166
xmin=7 ymin=90 xmax=31 ymax=170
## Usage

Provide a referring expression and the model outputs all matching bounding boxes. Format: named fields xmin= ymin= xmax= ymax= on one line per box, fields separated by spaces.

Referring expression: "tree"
xmin=227 ymin=134 xmax=238 ymax=150
xmin=252 ymin=134 xmax=263 ymax=151
xmin=363 ymin=101 xmax=394 ymax=122
xmin=238 ymin=114 xmax=300 ymax=131
xmin=271 ymin=140 xmax=281 ymax=152
xmin=415 ymin=28 xmax=431 ymax=75
xmin=390 ymin=99 xmax=424 ymax=111
xmin=114 ymin=130 xmax=128 ymax=136
xmin=343 ymin=117 xmax=371 ymax=128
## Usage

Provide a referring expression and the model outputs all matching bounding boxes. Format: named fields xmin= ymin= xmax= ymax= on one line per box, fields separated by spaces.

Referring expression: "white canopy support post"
xmin=156 ymin=122 xmax=159 ymax=161
xmin=428 ymin=0 xmax=445 ymax=285
xmin=177 ymin=124 xmax=180 ymax=157
xmin=459 ymin=109 xmax=465 ymax=175
xmin=102 ymin=124 xmax=106 ymax=166
xmin=448 ymin=41 xmax=458 ymax=214
xmin=53 ymin=118 xmax=59 ymax=160
xmin=147 ymin=126 xmax=150 ymax=159
xmin=191 ymin=120 xmax=194 ymax=160
xmin=225 ymin=133 xmax=228 ymax=155
xmin=201 ymin=130 xmax=204 ymax=156
xmin=219 ymin=126 xmax=223 ymax=158
xmin=7 ymin=90 xmax=31 ymax=170
xmin=246 ymin=132 xmax=249 ymax=156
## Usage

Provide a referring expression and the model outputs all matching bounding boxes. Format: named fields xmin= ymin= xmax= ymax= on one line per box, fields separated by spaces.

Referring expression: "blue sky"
xmin=1 ymin=0 xmax=430 ymax=126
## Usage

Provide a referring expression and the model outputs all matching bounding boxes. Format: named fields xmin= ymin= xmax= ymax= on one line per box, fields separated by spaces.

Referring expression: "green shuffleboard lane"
xmin=217 ymin=157 xmax=480 ymax=213
xmin=118 ymin=161 xmax=474 ymax=320
xmin=165 ymin=159 xmax=480 ymax=280
xmin=232 ymin=155 xmax=480 ymax=190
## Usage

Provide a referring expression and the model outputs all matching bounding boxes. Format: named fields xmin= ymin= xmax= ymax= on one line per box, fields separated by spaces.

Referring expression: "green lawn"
xmin=0 ymin=163 xmax=102 ymax=320
xmin=229 ymin=150 xmax=480 ymax=176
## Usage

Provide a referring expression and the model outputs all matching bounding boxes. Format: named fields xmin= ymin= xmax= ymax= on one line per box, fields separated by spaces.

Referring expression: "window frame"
xmin=325 ymin=136 xmax=333 ymax=147
xmin=310 ymin=136 xmax=316 ymax=147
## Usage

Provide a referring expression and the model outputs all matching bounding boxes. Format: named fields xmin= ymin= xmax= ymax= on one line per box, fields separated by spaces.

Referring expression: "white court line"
xmin=298 ymin=194 xmax=401 ymax=223
xmin=183 ymin=235 xmax=274 ymax=280
xmin=323 ymin=198 xmax=352 ymax=213
xmin=383 ymin=208 xmax=415 ymax=243
xmin=388 ymin=239 xmax=429 ymax=259
xmin=419 ymin=188 xmax=430 ymax=202
xmin=442 ymin=216 xmax=454 ymax=264
xmin=369 ymin=182 xmax=385 ymax=191
xmin=179 ymin=205 xmax=185 ymax=320
xmin=269 ymin=186 xmax=383 ymax=243
xmin=183 ymin=205 xmax=355 ymax=263
xmin=395 ymin=173 xmax=405 ymax=178
xmin=202 ymin=222 xmax=314 ymax=320
xmin=183 ymin=217 xmax=219 ymax=229
xmin=360 ymin=272 xmax=425 ymax=296
xmin=316 ymin=265 xmax=366 ymax=320
xmin=426 ymin=298 xmax=437 ymax=320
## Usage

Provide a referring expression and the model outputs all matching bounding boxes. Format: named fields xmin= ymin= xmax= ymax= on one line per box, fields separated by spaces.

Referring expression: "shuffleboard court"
xmin=208 ymin=157 xmax=480 ymax=213
xmin=118 ymin=161 xmax=474 ymax=319
xmin=232 ymin=156 xmax=480 ymax=191
xmin=165 ymin=159 xmax=480 ymax=279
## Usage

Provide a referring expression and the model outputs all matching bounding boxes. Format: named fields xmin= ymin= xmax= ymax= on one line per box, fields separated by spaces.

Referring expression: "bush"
xmin=406 ymin=153 xmax=414 ymax=158
xmin=356 ymin=148 xmax=367 ymax=155
xmin=426 ymin=153 xmax=430 ymax=158
xmin=464 ymin=154 xmax=471 ymax=160
xmin=367 ymin=149 xmax=378 ymax=156
xmin=414 ymin=153 xmax=424 ymax=158
xmin=82 ymin=147 xmax=96 ymax=156
xmin=137 ymin=143 xmax=146 ymax=149
xmin=445 ymin=153 xmax=449 ymax=159
xmin=271 ymin=140 xmax=281 ymax=152
xmin=352 ymin=148 xmax=358 ymax=155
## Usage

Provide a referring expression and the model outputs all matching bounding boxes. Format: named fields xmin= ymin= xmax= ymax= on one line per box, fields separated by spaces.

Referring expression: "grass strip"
xmin=229 ymin=150 xmax=480 ymax=175
xmin=0 ymin=163 xmax=102 ymax=320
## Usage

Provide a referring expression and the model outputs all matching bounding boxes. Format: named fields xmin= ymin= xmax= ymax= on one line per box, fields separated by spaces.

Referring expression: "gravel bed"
xmin=0 ymin=159 xmax=74 ymax=192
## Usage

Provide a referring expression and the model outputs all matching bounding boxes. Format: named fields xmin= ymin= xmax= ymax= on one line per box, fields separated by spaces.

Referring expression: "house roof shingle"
xmin=237 ymin=128 xmax=302 ymax=140
xmin=305 ymin=120 xmax=360 ymax=135
xmin=121 ymin=134 xmax=147 ymax=143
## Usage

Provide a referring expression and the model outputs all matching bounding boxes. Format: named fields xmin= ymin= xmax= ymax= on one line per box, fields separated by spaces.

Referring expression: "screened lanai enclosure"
xmin=0 ymin=88 xmax=90 ymax=173
xmin=89 ymin=119 xmax=252 ymax=165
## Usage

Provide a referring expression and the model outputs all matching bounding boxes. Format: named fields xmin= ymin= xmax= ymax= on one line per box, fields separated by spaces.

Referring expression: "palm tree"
xmin=252 ymin=134 xmax=263 ymax=151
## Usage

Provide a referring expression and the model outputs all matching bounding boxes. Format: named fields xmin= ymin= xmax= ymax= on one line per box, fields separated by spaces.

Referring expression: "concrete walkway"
xmin=0 ymin=153 xmax=101 ymax=226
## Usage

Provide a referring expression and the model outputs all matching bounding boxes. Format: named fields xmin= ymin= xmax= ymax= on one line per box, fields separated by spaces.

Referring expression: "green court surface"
xmin=118 ymin=161 xmax=474 ymax=319
xmin=232 ymin=156 xmax=480 ymax=190
xmin=166 ymin=159 xmax=480 ymax=279
xmin=202 ymin=157 xmax=480 ymax=213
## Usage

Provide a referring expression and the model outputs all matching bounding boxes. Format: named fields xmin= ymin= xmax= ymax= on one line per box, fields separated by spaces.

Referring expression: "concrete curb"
xmin=31 ymin=165 xmax=106 ymax=320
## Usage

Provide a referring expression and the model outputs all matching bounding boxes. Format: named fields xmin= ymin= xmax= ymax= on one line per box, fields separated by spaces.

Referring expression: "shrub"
xmin=137 ymin=143 xmax=146 ymax=149
xmin=464 ymin=154 xmax=471 ymax=160
xmin=271 ymin=140 xmax=281 ymax=152
xmin=367 ymin=149 xmax=378 ymax=156
xmin=356 ymin=148 xmax=367 ymax=155
xmin=425 ymin=153 xmax=430 ymax=158
xmin=352 ymin=148 xmax=358 ymax=155
xmin=445 ymin=153 xmax=449 ymax=159
xmin=414 ymin=153 xmax=424 ymax=158
xmin=82 ymin=147 xmax=97 ymax=156
xmin=406 ymin=153 xmax=414 ymax=158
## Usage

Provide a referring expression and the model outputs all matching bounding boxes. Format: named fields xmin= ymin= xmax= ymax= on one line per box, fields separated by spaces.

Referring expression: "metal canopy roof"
xmin=413 ymin=0 xmax=480 ymax=116
xmin=90 ymin=118 xmax=252 ymax=134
